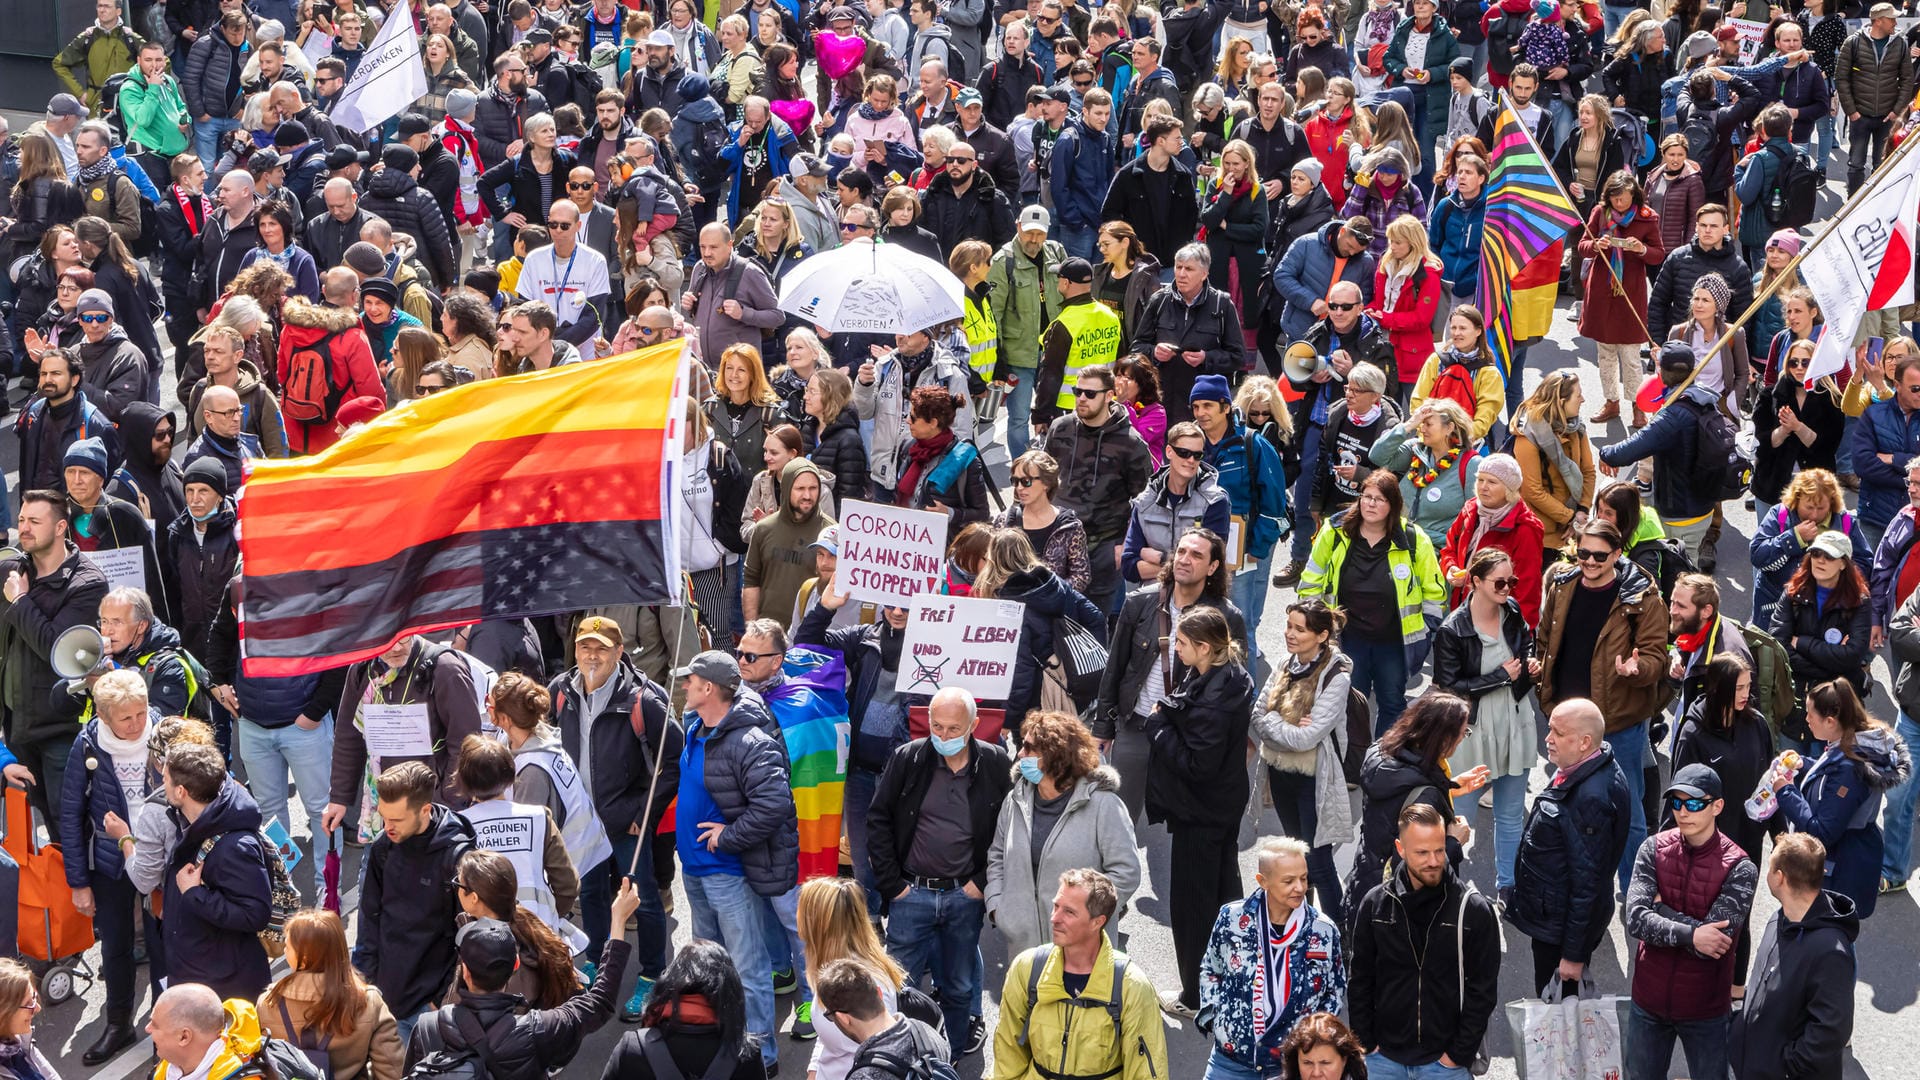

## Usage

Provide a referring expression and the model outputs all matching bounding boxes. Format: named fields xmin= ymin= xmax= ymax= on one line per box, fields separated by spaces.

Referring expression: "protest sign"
xmin=1726 ymin=18 xmax=1767 ymax=63
xmin=89 ymin=547 xmax=145 ymax=595
xmin=896 ymin=594 xmax=1024 ymax=699
xmin=836 ymin=500 xmax=950 ymax=606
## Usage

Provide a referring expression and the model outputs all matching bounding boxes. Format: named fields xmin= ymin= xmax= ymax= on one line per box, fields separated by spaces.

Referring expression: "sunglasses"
xmin=1667 ymin=795 xmax=1711 ymax=813
xmin=1074 ymin=385 xmax=1109 ymax=398
xmin=1786 ymin=358 xmax=1809 ymax=368
xmin=1485 ymin=576 xmax=1515 ymax=592
xmin=567 ymin=180 xmax=595 ymax=190
xmin=78 ymin=313 xmax=111 ymax=324
xmin=1073 ymin=78 xmax=1094 ymax=88
xmin=415 ymin=382 xmax=446 ymax=395
xmin=1168 ymin=445 xmax=1204 ymax=461
xmin=1012 ymin=476 xmax=1040 ymax=487
xmin=1246 ymin=409 xmax=1272 ymax=420
xmin=734 ymin=649 xmax=780 ymax=663
xmin=546 ymin=219 xmax=574 ymax=230
xmin=1905 ymin=384 xmax=1920 ymax=395
xmin=1328 ymin=302 xmax=1359 ymax=311
xmin=1574 ymin=548 xmax=1613 ymax=563
xmin=840 ymin=222 xmax=870 ymax=232
xmin=947 ymin=156 xmax=976 ymax=164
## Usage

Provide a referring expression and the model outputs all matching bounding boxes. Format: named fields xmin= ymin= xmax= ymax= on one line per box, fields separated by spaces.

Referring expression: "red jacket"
xmin=1372 ymin=260 xmax=1445 ymax=387
xmin=1632 ymin=828 xmax=1748 ymax=1021
xmin=1303 ymin=107 xmax=1358 ymax=206
xmin=275 ymin=297 xmax=387 ymax=454
xmin=1441 ymin=497 xmax=1546 ymax=625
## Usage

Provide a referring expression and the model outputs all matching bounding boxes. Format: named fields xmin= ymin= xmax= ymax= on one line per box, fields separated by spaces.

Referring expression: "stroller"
xmin=1 ymin=787 xmax=96 ymax=1005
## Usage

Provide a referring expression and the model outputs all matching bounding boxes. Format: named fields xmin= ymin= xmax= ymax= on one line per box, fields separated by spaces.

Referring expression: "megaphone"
xmin=1283 ymin=342 xmax=1328 ymax=385
xmin=52 ymin=625 xmax=108 ymax=680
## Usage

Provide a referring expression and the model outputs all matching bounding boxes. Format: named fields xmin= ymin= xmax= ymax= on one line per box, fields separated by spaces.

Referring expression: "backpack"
xmin=1486 ymin=12 xmax=1527 ymax=76
xmin=1684 ymin=395 xmax=1751 ymax=501
xmin=1652 ymin=535 xmax=1697 ymax=600
xmin=281 ymin=330 xmax=350 ymax=423
xmin=248 ymin=1036 xmax=329 ymax=1080
xmin=1763 ymin=144 xmax=1819 ymax=230
xmin=1734 ymin=619 xmax=1796 ymax=735
xmin=1681 ymin=106 xmax=1719 ymax=170
xmin=634 ymin=1026 xmax=737 ymax=1080
xmin=682 ymin=116 xmax=732 ymax=190
xmin=849 ymin=1026 xmax=961 ymax=1080
xmin=196 ymin=827 xmax=301 ymax=959
xmin=403 ymin=1007 xmax=515 ymax=1080
xmin=273 ymin=998 xmax=335 ymax=1078
xmin=563 ymin=60 xmax=605 ymax=112
xmin=1610 ymin=107 xmax=1654 ymax=169
xmin=403 ymin=272 xmax=447 ymax=326
xmin=1015 ymin=944 xmax=1129 ymax=1071
xmin=134 ymin=643 xmax=214 ymax=722
xmin=896 ymin=984 xmax=946 ymax=1039
xmin=1429 ymin=361 xmax=1482 ymax=425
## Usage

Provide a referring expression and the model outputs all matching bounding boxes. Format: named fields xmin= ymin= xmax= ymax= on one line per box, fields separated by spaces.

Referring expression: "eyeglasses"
xmin=1667 ymin=795 xmax=1711 ymax=813
xmin=454 ymin=878 xmax=471 ymax=892
xmin=1486 ymin=576 xmax=1515 ymax=592
xmin=567 ymin=180 xmax=595 ymax=190
xmin=546 ymin=219 xmax=575 ymax=230
xmin=56 ymin=282 xmax=79 ymax=293
xmin=78 ymin=313 xmax=111 ymax=325
xmin=1012 ymin=475 xmax=1040 ymax=488
xmin=1168 ymin=445 xmax=1204 ymax=461
xmin=734 ymin=649 xmax=781 ymax=663
xmin=1327 ymin=302 xmax=1359 ymax=311
xmin=208 ymin=406 xmax=243 ymax=418
xmin=840 ymin=221 xmax=871 ymax=232
xmin=15 ymin=996 xmax=39 ymax=1014
xmin=415 ymin=382 xmax=446 ymax=395
xmin=1574 ymin=548 xmax=1613 ymax=563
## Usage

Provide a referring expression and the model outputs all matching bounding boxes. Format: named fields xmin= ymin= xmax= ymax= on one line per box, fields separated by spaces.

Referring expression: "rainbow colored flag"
xmin=1477 ymin=99 xmax=1584 ymax=391
xmin=767 ymin=647 xmax=851 ymax=881
xmin=236 ymin=342 xmax=688 ymax=676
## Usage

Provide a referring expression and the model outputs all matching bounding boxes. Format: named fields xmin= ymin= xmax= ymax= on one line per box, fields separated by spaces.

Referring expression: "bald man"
xmin=680 ymin=222 xmax=783 ymax=361
xmin=193 ymin=170 xmax=261 ymax=315
xmin=564 ymin=165 xmax=621 ymax=331
xmin=304 ymin=176 xmax=371 ymax=272
xmin=182 ymin=383 xmax=264 ymax=494
xmin=1509 ymin=698 xmax=1632 ymax=1000
xmin=147 ymin=984 xmax=233 ymax=1077
xmin=515 ymin=198 xmax=611 ymax=358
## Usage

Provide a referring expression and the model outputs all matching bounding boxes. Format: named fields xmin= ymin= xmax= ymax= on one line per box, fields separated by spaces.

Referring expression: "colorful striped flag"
xmin=767 ymin=647 xmax=852 ymax=882
xmin=1477 ymin=100 xmax=1584 ymax=390
xmin=237 ymin=341 xmax=688 ymax=676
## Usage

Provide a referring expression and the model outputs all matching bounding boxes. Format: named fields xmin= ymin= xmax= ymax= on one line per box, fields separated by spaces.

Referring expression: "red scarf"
xmin=173 ymin=185 xmax=205 ymax=238
xmin=1674 ymin=625 xmax=1710 ymax=656
xmin=897 ymin=429 xmax=956 ymax=504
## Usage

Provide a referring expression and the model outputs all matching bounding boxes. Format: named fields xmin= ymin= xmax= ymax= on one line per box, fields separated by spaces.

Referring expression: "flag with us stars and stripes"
xmin=235 ymin=341 xmax=688 ymax=676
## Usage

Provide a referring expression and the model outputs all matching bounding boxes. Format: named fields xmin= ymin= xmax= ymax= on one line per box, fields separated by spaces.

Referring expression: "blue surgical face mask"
xmin=826 ymin=151 xmax=853 ymax=173
xmin=930 ymin=732 xmax=968 ymax=757
xmin=190 ymin=504 xmax=221 ymax=523
xmin=1017 ymin=756 xmax=1044 ymax=784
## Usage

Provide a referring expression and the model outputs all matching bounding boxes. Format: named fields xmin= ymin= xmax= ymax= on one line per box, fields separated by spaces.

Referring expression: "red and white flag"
xmin=1801 ymin=141 xmax=1920 ymax=387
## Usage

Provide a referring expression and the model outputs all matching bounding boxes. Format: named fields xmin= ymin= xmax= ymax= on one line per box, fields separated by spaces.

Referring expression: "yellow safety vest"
xmin=964 ymin=293 xmax=998 ymax=379
xmin=1046 ymin=300 xmax=1124 ymax=411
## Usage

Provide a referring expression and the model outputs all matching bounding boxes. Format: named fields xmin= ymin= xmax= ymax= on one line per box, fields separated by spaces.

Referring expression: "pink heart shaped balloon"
xmin=769 ymin=97 xmax=815 ymax=131
xmin=814 ymin=31 xmax=867 ymax=80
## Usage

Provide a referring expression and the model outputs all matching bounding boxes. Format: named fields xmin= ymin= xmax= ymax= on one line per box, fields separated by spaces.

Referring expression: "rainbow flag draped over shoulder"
xmin=237 ymin=341 xmax=688 ymax=676
xmin=767 ymin=647 xmax=851 ymax=881
xmin=1477 ymin=100 xmax=1583 ymax=390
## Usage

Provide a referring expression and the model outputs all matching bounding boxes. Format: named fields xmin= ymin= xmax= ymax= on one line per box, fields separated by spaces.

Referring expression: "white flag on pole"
xmin=1800 ymin=142 xmax=1920 ymax=387
xmin=327 ymin=9 xmax=428 ymax=135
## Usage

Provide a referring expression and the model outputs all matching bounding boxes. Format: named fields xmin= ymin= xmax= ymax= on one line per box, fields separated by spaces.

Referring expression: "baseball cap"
xmin=1017 ymin=205 xmax=1051 ymax=233
xmin=1658 ymin=340 xmax=1697 ymax=371
xmin=673 ymin=649 xmax=742 ymax=689
xmin=1712 ymin=24 xmax=1738 ymax=41
xmin=455 ymin=919 xmax=520 ymax=988
xmin=524 ymin=26 xmax=553 ymax=44
xmin=248 ymin=149 xmax=290 ymax=173
xmin=789 ymin=151 xmax=832 ymax=178
xmin=828 ymin=5 xmax=858 ymax=20
xmin=1665 ymin=763 xmax=1724 ymax=802
xmin=575 ymin=615 xmax=624 ymax=649
xmin=956 ymin=87 xmax=984 ymax=108
xmin=809 ymin=524 xmax=840 ymax=557
xmin=645 ymin=28 xmax=675 ymax=46
xmin=326 ymin=145 xmax=373 ymax=170
xmin=1807 ymin=530 xmax=1854 ymax=560
xmin=47 ymin=93 xmax=86 ymax=119
xmin=1045 ymin=86 xmax=1073 ymax=104
xmin=1056 ymin=257 xmax=1094 ymax=284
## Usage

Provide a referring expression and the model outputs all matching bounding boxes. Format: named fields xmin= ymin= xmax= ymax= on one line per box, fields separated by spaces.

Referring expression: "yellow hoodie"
xmin=153 ymin=1000 xmax=268 ymax=1080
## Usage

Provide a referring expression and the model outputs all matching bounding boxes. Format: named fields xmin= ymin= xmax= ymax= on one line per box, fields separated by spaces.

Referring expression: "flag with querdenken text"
xmin=327 ymin=7 xmax=429 ymax=134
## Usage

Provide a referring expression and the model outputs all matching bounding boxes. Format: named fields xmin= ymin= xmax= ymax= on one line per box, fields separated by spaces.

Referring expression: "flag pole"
xmin=1662 ymin=124 xmax=1920 ymax=407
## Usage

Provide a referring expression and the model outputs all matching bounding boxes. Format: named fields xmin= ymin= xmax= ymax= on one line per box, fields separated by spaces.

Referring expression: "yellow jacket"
xmin=991 ymin=935 xmax=1168 ymax=1080
xmin=1409 ymin=351 xmax=1505 ymax=442
xmin=153 ymin=1000 xmax=268 ymax=1080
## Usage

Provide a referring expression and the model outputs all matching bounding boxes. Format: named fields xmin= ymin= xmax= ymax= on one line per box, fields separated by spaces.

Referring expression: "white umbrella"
xmin=776 ymin=238 xmax=964 ymax=335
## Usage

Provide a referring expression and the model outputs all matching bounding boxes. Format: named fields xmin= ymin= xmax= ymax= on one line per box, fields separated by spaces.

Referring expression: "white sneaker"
xmin=1158 ymin=991 xmax=1197 ymax=1020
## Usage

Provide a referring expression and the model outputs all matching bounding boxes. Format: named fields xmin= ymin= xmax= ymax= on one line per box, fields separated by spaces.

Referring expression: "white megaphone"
xmin=1282 ymin=341 xmax=1328 ymax=385
xmin=52 ymin=625 xmax=109 ymax=681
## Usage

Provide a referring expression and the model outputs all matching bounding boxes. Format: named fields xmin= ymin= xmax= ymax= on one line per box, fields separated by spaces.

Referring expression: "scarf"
xmin=1381 ymin=258 xmax=1418 ymax=310
xmin=0 ymin=1036 xmax=51 ymax=1080
xmin=1516 ymin=411 xmax=1585 ymax=506
xmin=173 ymin=185 xmax=206 ymax=237
xmin=1253 ymin=901 xmax=1306 ymax=1040
xmin=898 ymin=428 xmax=956 ymax=503
xmin=1467 ymin=497 xmax=1516 ymax=553
xmin=1198 ymin=177 xmax=1255 ymax=243
xmin=77 ymin=156 xmax=118 ymax=186
xmin=1260 ymin=648 xmax=1330 ymax=772
xmin=1674 ymin=624 xmax=1711 ymax=656
xmin=1604 ymin=205 xmax=1638 ymax=296
xmin=1410 ymin=435 xmax=1463 ymax=490
xmin=857 ymin=101 xmax=895 ymax=124
xmin=1347 ymin=401 xmax=1382 ymax=427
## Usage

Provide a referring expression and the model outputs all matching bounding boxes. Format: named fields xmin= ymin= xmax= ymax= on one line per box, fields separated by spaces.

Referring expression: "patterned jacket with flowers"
xmin=1198 ymin=893 xmax=1346 ymax=1073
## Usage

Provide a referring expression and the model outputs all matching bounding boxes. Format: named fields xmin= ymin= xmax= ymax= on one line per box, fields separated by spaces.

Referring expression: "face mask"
xmin=827 ymin=151 xmax=853 ymax=173
xmin=1017 ymin=756 xmax=1045 ymax=784
xmin=930 ymin=732 xmax=968 ymax=757
xmin=191 ymin=504 xmax=222 ymax=523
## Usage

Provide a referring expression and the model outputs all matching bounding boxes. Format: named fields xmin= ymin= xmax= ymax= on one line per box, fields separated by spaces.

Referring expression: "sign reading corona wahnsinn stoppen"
xmin=836 ymin=500 xmax=950 ymax=607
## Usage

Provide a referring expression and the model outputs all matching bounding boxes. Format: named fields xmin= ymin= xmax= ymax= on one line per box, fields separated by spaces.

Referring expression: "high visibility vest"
xmin=1046 ymin=300 xmax=1124 ymax=410
xmin=964 ymin=293 xmax=998 ymax=379
xmin=513 ymin=747 xmax=615 ymax=877
xmin=460 ymin=799 xmax=589 ymax=953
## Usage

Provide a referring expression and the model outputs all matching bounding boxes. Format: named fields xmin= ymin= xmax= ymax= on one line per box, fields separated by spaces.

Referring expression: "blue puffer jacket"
xmin=690 ymin=688 xmax=800 ymax=898
xmin=57 ymin=712 xmax=160 ymax=887
xmin=1273 ymin=221 xmax=1378 ymax=342
xmin=162 ymin=779 xmax=272 ymax=1001
xmin=1776 ymin=729 xmax=1911 ymax=918
xmin=1748 ymin=506 xmax=1871 ymax=629
xmin=1851 ymin=397 xmax=1920 ymax=531
xmin=1203 ymin=416 xmax=1290 ymax=559
xmin=1198 ymin=894 xmax=1345 ymax=1071
xmin=1508 ymin=744 xmax=1632 ymax=964
xmin=1597 ymin=383 xmax=1722 ymax=522
xmin=1049 ymin=116 xmax=1115 ymax=232
xmin=1427 ymin=186 xmax=1485 ymax=300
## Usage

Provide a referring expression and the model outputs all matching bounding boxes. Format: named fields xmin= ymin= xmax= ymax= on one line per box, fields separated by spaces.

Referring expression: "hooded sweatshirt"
xmin=743 ymin=458 xmax=832 ymax=626
xmin=109 ymin=402 xmax=187 ymax=528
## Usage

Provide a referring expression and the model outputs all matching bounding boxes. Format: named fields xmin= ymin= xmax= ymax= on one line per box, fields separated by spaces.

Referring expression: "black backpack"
xmin=1764 ymin=144 xmax=1820 ymax=231
xmin=682 ymin=116 xmax=732 ymax=190
xmin=896 ymin=984 xmax=946 ymax=1039
xmin=1681 ymin=106 xmax=1719 ymax=169
xmin=1652 ymin=535 xmax=1698 ymax=601
xmin=1684 ymin=395 xmax=1751 ymax=502
xmin=403 ymin=1007 xmax=515 ymax=1080
xmin=247 ymin=1036 xmax=329 ymax=1080
xmin=851 ymin=1042 xmax=962 ymax=1080
xmin=563 ymin=60 xmax=605 ymax=112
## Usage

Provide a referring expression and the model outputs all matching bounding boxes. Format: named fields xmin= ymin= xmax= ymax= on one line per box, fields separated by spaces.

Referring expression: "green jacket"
xmin=117 ymin=68 xmax=190 ymax=157
xmin=55 ymin=22 xmax=145 ymax=112
xmin=984 ymin=237 xmax=1066 ymax=373
xmin=1298 ymin=516 xmax=1447 ymax=644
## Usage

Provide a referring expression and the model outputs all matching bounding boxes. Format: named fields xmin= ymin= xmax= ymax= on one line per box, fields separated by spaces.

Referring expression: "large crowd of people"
xmin=2 ymin=0 xmax=1920 ymax=1076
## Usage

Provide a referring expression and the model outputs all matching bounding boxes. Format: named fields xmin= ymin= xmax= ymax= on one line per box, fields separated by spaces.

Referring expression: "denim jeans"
xmin=1349 ymin=637 xmax=1410 ymax=737
xmin=1505 ymin=343 xmax=1531 ymax=417
xmin=1489 ymin=771 xmax=1528 ymax=890
xmin=762 ymin=883 xmax=811 ymax=1005
xmin=1602 ymin=3 xmax=1633 ymax=37
xmin=1289 ymin=422 xmax=1324 ymax=563
xmin=395 ymin=1013 xmax=419 ymax=1046
xmin=1607 ymin=721 xmax=1650 ymax=894
xmin=1364 ymin=1052 xmax=1471 ymax=1080
xmin=1547 ymin=98 xmax=1577 ymax=152
xmin=1880 ymin=710 xmax=1920 ymax=886
xmin=1204 ymin=1047 xmax=1278 ymax=1080
xmin=1229 ymin=555 xmax=1273 ymax=664
xmin=1625 ymin=1002 xmax=1728 ymax=1080
xmin=0 ymin=846 xmax=15 ymax=960
xmin=192 ymin=118 xmax=241 ymax=188
xmin=1837 ymin=413 xmax=1858 ymax=475
xmin=235 ymin=716 xmax=340 ymax=901
xmin=1006 ymin=366 xmax=1038 ymax=459
xmin=844 ymin=766 xmax=884 ymax=918
xmin=885 ymin=883 xmax=986 ymax=1041
xmin=687 ymin=871 xmax=778 ymax=1067
xmin=1817 ymin=114 xmax=1839 ymax=168
xmin=1058 ymin=224 xmax=1098 ymax=261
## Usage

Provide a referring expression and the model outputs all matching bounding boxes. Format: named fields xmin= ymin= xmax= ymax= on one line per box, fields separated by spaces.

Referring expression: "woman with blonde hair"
xmin=0 ymin=958 xmax=59 ymax=1080
xmin=796 ymin=877 xmax=909 ymax=1080
xmin=1234 ymin=374 xmax=1295 ymax=477
xmin=415 ymin=33 xmax=470 ymax=122
xmin=1513 ymin=368 xmax=1597 ymax=554
xmin=1215 ymin=36 xmax=1256 ymax=98
xmin=1360 ymin=98 xmax=1421 ymax=176
xmin=1750 ymin=465 xmax=1868 ymax=628
xmin=1369 ymin=213 xmax=1444 ymax=391
xmin=737 ymin=198 xmax=809 ymax=366
xmin=1201 ymin=139 xmax=1269 ymax=316
xmin=703 ymin=343 xmax=784 ymax=476
xmin=259 ymin=910 xmax=405 ymax=1080
xmin=1371 ymin=395 xmax=1482 ymax=547
xmin=950 ymin=239 xmax=998 ymax=396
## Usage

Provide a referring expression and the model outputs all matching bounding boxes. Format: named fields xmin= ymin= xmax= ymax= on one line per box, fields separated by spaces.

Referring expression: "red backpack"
xmin=1429 ymin=359 xmax=1480 ymax=421
xmin=281 ymin=332 xmax=348 ymax=424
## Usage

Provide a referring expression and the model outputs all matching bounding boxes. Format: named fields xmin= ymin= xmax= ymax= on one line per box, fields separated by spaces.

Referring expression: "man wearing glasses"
xmin=516 ymin=199 xmax=612 ymax=357
xmin=1028 ymin=0 xmax=1073 ymax=82
xmin=184 ymin=323 xmax=289 ymax=458
xmin=1043 ymin=361 xmax=1153 ymax=614
xmin=921 ymin=140 xmax=1016 ymax=257
xmin=563 ymin=164 xmax=622 ymax=329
